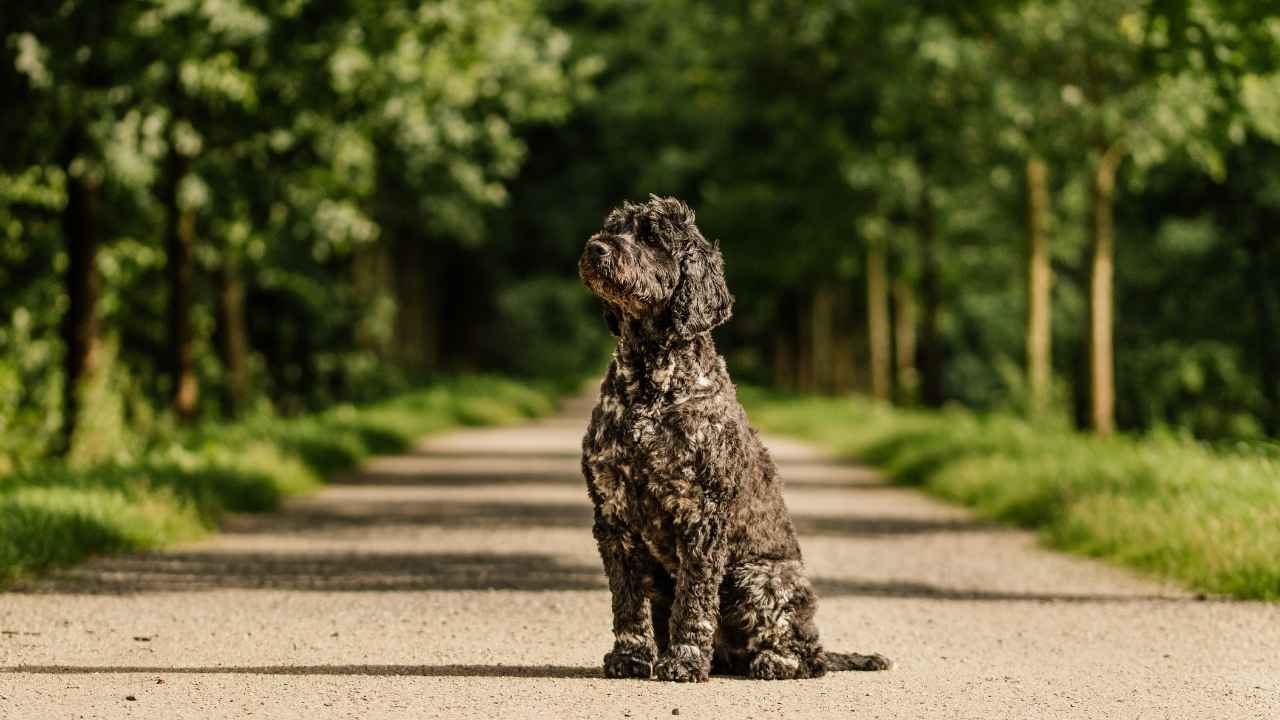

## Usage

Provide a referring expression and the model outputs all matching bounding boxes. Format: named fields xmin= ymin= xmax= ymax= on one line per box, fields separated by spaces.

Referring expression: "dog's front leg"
xmin=594 ymin=518 xmax=658 ymax=679
xmin=655 ymin=519 xmax=727 ymax=683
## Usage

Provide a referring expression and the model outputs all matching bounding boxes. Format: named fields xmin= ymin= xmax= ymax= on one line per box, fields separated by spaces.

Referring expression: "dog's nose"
xmin=587 ymin=240 xmax=610 ymax=260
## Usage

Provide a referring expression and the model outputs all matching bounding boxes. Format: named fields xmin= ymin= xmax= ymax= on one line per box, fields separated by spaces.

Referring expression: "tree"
xmin=996 ymin=0 xmax=1228 ymax=434
xmin=866 ymin=236 xmax=891 ymax=401
xmin=1024 ymin=155 xmax=1052 ymax=417
xmin=0 ymin=2 xmax=148 ymax=451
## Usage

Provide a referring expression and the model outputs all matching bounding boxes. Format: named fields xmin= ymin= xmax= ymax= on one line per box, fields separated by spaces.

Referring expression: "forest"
xmin=2 ymin=0 xmax=1280 ymax=472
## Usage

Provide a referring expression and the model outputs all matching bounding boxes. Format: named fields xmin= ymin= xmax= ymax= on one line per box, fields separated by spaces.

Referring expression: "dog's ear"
xmin=603 ymin=303 xmax=622 ymax=337
xmin=671 ymin=237 xmax=734 ymax=338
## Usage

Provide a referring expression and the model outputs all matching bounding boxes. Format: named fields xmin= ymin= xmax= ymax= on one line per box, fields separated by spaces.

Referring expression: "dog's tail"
xmin=821 ymin=651 xmax=894 ymax=672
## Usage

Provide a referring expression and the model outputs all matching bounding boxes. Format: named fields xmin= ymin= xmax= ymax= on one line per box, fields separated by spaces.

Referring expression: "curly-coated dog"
xmin=578 ymin=196 xmax=893 ymax=682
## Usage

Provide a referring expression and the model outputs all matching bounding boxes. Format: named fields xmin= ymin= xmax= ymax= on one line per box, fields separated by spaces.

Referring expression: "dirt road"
xmin=2 ymin=395 xmax=1277 ymax=718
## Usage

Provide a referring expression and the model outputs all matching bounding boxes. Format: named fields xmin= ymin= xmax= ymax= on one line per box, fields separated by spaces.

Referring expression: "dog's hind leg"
xmin=720 ymin=559 xmax=826 ymax=680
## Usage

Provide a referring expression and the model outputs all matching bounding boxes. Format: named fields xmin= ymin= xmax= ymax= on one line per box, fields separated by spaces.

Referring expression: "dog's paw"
xmin=655 ymin=644 xmax=710 ymax=683
xmin=603 ymin=646 xmax=655 ymax=679
xmin=855 ymin=653 xmax=894 ymax=671
xmin=747 ymin=650 xmax=802 ymax=680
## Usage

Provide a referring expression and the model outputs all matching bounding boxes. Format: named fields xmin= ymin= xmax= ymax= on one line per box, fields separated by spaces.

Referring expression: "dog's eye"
xmin=636 ymin=226 xmax=662 ymax=248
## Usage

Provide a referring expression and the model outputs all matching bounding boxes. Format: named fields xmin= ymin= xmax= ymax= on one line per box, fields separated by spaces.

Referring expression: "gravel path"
xmin=2 ymin=395 xmax=1277 ymax=719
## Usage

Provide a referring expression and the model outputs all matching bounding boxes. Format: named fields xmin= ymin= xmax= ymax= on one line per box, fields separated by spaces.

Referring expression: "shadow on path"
xmin=342 ymin=471 xmax=580 ymax=487
xmin=17 ymin=546 xmax=1187 ymax=603
xmin=813 ymin=577 xmax=1190 ymax=604
xmin=1 ymin=664 xmax=599 ymax=679
xmin=222 ymin=498 xmax=999 ymax=539
xmin=222 ymin=500 xmax=595 ymax=534
xmin=793 ymin=515 xmax=1005 ymax=536
xmin=16 ymin=551 xmax=607 ymax=595
xmin=406 ymin=450 xmax=584 ymax=462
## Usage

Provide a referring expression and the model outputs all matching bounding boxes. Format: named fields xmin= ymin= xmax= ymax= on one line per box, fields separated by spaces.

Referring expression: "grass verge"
xmin=740 ymin=388 xmax=1280 ymax=601
xmin=0 ymin=375 xmax=558 ymax=586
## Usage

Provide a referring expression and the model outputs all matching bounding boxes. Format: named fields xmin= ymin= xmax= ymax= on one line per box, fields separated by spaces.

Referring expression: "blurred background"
xmin=3 ymin=0 xmax=1279 ymax=470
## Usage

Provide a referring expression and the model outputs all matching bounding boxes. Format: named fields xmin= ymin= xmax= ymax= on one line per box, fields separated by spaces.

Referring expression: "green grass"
xmin=740 ymin=388 xmax=1280 ymax=601
xmin=0 ymin=375 xmax=559 ymax=586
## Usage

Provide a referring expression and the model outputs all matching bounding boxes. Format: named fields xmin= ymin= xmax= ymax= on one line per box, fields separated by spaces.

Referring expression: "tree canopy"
xmin=2 ymin=0 xmax=1279 ymax=467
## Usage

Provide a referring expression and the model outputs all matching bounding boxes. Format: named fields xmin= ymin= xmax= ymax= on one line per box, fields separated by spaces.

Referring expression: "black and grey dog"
xmin=578 ymin=195 xmax=892 ymax=682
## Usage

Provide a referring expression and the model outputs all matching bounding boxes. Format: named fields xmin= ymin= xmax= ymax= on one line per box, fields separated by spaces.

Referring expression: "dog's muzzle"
xmin=579 ymin=239 xmax=613 ymax=293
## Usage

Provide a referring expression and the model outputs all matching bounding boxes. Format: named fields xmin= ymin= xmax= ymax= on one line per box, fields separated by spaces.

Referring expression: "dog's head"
xmin=579 ymin=195 xmax=733 ymax=339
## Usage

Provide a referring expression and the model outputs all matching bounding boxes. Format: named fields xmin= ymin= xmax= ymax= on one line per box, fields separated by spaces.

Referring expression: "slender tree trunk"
xmin=795 ymin=294 xmax=814 ymax=393
xmin=773 ymin=332 xmax=795 ymax=391
xmin=772 ymin=291 xmax=797 ymax=390
xmin=352 ymin=240 xmax=395 ymax=358
xmin=918 ymin=183 xmax=945 ymax=408
xmin=1070 ymin=341 xmax=1090 ymax=430
xmin=215 ymin=250 xmax=250 ymax=418
xmin=1026 ymin=155 xmax=1052 ymax=418
xmin=831 ymin=284 xmax=855 ymax=394
xmin=866 ymin=239 xmax=891 ymax=401
xmin=810 ymin=285 xmax=835 ymax=393
xmin=165 ymin=134 xmax=199 ymax=421
xmin=1248 ymin=228 xmax=1280 ymax=437
xmin=893 ymin=275 xmax=917 ymax=403
xmin=1087 ymin=144 xmax=1124 ymax=436
xmin=59 ymin=130 xmax=102 ymax=454
xmin=391 ymin=236 xmax=438 ymax=374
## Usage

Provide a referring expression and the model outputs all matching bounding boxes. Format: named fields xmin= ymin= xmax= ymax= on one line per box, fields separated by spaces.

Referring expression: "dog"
xmin=578 ymin=195 xmax=893 ymax=682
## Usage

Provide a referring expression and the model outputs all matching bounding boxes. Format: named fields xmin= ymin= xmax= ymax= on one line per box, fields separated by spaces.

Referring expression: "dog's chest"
xmin=583 ymin=394 xmax=707 ymax=568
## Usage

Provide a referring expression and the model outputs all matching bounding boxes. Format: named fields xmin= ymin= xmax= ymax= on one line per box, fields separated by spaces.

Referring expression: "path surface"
xmin=2 ymin=395 xmax=1277 ymax=719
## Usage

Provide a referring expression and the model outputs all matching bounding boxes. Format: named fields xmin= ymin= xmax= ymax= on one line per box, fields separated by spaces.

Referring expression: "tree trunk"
xmin=810 ymin=285 xmax=835 ymax=393
xmin=866 ymin=239 xmax=891 ymax=401
xmin=1087 ymin=145 xmax=1123 ymax=436
xmin=893 ymin=275 xmax=918 ymax=403
xmin=391 ymin=236 xmax=438 ymax=374
xmin=918 ymin=183 xmax=945 ymax=408
xmin=772 ymin=291 xmax=798 ymax=390
xmin=830 ymin=284 xmax=855 ymax=394
xmin=59 ymin=130 xmax=102 ymax=454
xmin=795 ymin=294 xmax=814 ymax=393
xmin=215 ymin=250 xmax=250 ymax=418
xmin=773 ymin=332 xmax=795 ymax=391
xmin=352 ymin=240 xmax=395 ymax=358
xmin=1248 ymin=227 xmax=1280 ymax=437
xmin=165 ymin=136 xmax=199 ymax=421
xmin=1026 ymin=155 xmax=1052 ymax=418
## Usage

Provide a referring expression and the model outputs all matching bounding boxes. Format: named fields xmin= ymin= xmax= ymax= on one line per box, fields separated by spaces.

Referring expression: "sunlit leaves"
xmin=135 ymin=0 xmax=269 ymax=42
xmin=104 ymin=109 xmax=166 ymax=189
xmin=10 ymin=33 xmax=51 ymax=88
xmin=179 ymin=53 xmax=257 ymax=108
xmin=1240 ymin=73 xmax=1280 ymax=142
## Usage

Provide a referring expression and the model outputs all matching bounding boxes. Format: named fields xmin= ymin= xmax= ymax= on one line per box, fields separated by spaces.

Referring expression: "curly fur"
xmin=578 ymin=196 xmax=893 ymax=682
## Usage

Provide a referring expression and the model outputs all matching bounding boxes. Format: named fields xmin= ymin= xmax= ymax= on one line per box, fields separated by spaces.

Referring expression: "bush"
xmin=485 ymin=276 xmax=612 ymax=386
xmin=741 ymin=388 xmax=1280 ymax=601
xmin=0 ymin=375 xmax=559 ymax=586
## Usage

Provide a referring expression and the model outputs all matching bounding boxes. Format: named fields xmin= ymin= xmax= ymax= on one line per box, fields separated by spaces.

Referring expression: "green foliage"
xmin=3 ymin=0 xmax=1280 ymax=475
xmin=0 ymin=375 xmax=559 ymax=586
xmin=0 ymin=0 xmax=589 ymax=453
xmin=486 ymin=277 xmax=612 ymax=385
xmin=743 ymin=389 xmax=1280 ymax=600
xmin=502 ymin=0 xmax=1280 ymax=436
xmin=0 ymin=307 xmax=62 ymax=468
